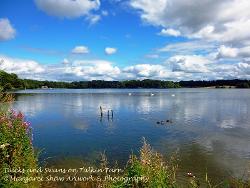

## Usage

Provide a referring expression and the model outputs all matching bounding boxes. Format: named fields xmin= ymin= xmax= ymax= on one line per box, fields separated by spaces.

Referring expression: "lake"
xmin=13 ymin=88 xmax=250 ymax=184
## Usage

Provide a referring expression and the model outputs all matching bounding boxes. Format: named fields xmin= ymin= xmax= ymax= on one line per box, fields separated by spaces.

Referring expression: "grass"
xmin=112 ymin=138 xmax=179 ymax=188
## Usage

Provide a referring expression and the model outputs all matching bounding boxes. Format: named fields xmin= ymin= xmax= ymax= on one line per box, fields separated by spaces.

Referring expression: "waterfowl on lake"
xmin=150 ymin=93 xmax=155 ymax=96
xmin=156 ymin=120 xmax=173 ymax=125
xmin=128 ymin=93 xmax=132 ymax=96
xmin=166 ymin=119 xmax=173 ymax=123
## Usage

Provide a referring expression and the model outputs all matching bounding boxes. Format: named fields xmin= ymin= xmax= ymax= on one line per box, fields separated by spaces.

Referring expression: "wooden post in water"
xmin=111 ymin=110 xmax=113 ymax=119
xmin=100 ymin=106 xmax=103 ymax=117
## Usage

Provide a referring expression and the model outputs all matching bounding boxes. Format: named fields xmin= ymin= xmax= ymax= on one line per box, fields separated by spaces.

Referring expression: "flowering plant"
xmin=0 ymin=90 xmax=38 ymax=188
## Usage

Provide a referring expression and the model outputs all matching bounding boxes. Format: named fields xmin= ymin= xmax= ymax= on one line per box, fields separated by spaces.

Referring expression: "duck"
xmin=166 ymin=119 xmax=173 ymax=123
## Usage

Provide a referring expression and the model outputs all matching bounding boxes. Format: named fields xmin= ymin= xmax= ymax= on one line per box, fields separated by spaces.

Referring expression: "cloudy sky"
xmin=0 ymin=0 xmax=250 ymax=81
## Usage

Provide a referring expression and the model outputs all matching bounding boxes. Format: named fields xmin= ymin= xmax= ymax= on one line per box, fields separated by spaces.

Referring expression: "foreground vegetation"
xmin=41 ymin=139 xmax=250 ymax=188
xmin=1 ymin=70 xmax=250 ymax=91
xmin=0 ymin=88 xmax=38 ymax=188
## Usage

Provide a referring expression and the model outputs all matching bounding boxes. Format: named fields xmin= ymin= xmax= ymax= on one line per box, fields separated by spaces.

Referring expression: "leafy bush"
xmin=0 ymin=89 xmax=38 ymax=188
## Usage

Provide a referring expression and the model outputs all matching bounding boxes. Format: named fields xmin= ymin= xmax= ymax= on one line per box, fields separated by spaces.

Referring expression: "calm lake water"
xmin=13 ymin=88 xmax=250 ymax=183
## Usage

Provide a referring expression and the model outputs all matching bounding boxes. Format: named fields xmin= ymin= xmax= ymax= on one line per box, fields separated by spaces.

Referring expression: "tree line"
xmin=1 ymin=70 xmax=250 ymax=90
xmin=179 ymin=80 xmax=250 ymax=88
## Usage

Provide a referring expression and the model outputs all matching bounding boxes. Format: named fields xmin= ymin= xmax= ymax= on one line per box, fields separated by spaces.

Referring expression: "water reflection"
xmin=13 ymin=89 xmax=250 ymax=181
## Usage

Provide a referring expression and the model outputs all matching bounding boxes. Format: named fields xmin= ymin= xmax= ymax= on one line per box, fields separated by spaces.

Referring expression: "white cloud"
xmin=189 ymin=25 xmax=215 ymax=39
xmin=74 ymin=60 xmax=120 ymax=75
xmin=123 ymin=64 xmax=189 ymax=80
xmin=130 ymin=0 xmax=250 ymax=80
xmin=167 ymin=55 xmax=212 ymax=73
xmin=216 ymin=45 xmax=250 ymax=59
xmin=0 ymin=55 xmax=44 ymax=77
xmin=130 ymin=0 xmax=250 ymax=45
xmin=0 ymin=55 xmax=121 ymax=81
xmin=191 ymin=20 xmax=250 ymax=45
xmin=61 ymin=60 xmax=121 ymax=80
xmin=0 ymin=55 xmax=173 ymax=80
xmin=1 ymin=53 xmax=250 ymax=81
xmin=159 ymin=28 xmax=181 ymax=37
xmin=124 ymin=64 xmax=164 ymax=77
xmin=105 ymin=47 xmax=117 ymax=55
xmin=210 ymin=63 xmax=242 ymax=80
xmin=239 ymin=46 xmax=250 ymax=57
xmin=130 ymin=0 xmax=168 ymax=26
xmin=34 ymin=0 xmax=100 ymax=19
xmin=159 ymin=40 xmax=217 ymax=55
xmin=0 ymin=18 xmax=16 ymax=41
xmin=216 ymin=45 xmax=238 ymax=59
xmin=85 ymin=14 xmax=101 ymax=25
xmin=72 ymin=46 xmax=89 ymax=54
xmin=237 ymin=62 xmax=250 ymax=75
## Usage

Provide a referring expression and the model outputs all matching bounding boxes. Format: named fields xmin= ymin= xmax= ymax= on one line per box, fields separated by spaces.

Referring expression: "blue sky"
xmin=0 ymin=0 xmax=250 ymax=81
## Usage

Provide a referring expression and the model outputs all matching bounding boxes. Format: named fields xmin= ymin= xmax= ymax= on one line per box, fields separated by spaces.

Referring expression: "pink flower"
xmin=17 ymin=112 xmax=24 ymax=119
xmin=23 ymin=121 xmax=31 ymax=129
xmin=11 ymin=109 xmax=18 ymax=117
